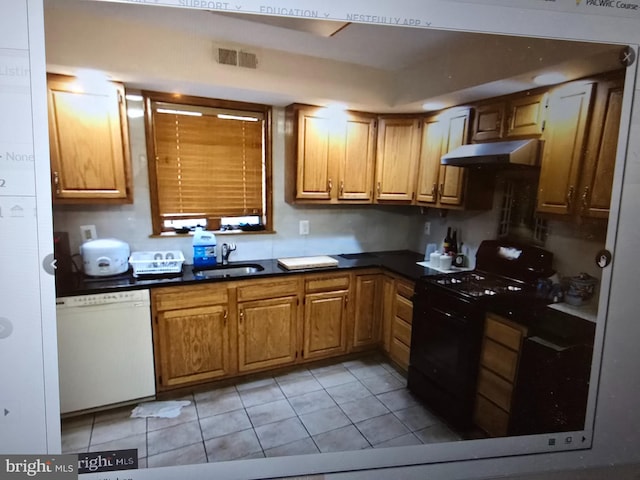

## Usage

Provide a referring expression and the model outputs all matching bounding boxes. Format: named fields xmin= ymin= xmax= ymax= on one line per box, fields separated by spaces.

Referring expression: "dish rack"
xmin=129 ymin=251 xmax=185 ymax=277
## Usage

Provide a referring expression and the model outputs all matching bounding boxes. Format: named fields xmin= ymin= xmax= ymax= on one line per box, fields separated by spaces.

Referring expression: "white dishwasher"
xmin=56 ymin=289 xmax=156 ymax=414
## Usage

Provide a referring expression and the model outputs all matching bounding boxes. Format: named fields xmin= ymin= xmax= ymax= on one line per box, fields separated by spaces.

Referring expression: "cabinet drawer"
xmin=392 ymin=317 xmax=412 ymax=347
xmin=305 ymin=274 xmax=350 ymax=293
xmin=396 ymin=281 xmax=415 ymax=299
xmin=237 ymin=278 xmax=300 ymax=302
xmin=481 ymin=339 xmax=519 ymax=382
xmin=474 ymin=394 xmax=509 ymax=437
xmin=477 ymin=367 xmax=513 ymax=412
xmin=389 ymin=337 xmax=410 ymax=370
xmin=395 ymin=295 xmax=413 ymax=324
xmin=485 ymin=314 xmax=526 ymax=350
xmin=153 ymin=284 xmax=228 ymax=311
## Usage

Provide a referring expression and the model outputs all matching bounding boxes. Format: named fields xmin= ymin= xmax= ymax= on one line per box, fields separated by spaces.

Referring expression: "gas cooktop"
xmin=425 ymin=270 xmax=534 ymax=299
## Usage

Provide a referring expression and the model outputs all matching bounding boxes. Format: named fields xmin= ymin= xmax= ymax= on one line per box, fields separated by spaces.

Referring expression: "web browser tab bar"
xmin=447 ymin=0 xmax=640 ymax=19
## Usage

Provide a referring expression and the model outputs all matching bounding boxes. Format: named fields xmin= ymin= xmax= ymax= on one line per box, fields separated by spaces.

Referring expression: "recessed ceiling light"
xmin=422 ymin=102 xmax=446 ymax=112
xmin=533 ymin=72 xmax=567 ymax=85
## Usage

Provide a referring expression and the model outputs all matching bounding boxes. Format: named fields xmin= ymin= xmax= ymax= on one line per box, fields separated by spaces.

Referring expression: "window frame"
xmin=142 ymin=90 xmax=273 ymax=236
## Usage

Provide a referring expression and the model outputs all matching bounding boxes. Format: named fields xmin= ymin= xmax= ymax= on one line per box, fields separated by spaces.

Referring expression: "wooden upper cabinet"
xmin=506 ymin=92 xmax=548 ymax=137
xmin=47 ymin=73 xmax=132 ymax=203
xmin=579 ymin=72 xmax=625 ymax=219
xmin=375 ymin=117 xmax=421 ymax=202
xmin=439 ymin=108 xmax=470 ymax=206
xmin=295 ymin=108 xmax=332 ymax=201
xmin=339 ymin=113 xmax=377 ymax=201
xmin=537 ymin=81 xmax=595 ymax=215
xmin=471 ymin=91 xmax=547 ymax=142
xmin=286 ymin=104 xmax=376 ymax=204
xmin=472 ymin=102 xmax=505 ymax=142
xmin=416 ymin=115 xmax=444 ymax=204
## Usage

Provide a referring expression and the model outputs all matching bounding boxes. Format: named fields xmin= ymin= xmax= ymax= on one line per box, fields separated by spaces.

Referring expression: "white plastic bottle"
xmin=192 ymin=227 xmax=217 ymax=269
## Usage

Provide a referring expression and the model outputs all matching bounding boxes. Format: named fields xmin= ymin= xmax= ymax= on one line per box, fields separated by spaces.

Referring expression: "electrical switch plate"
xmin=424 ymin=222 xmax=431 ymax=235
xmin=80 ymin=225 xmax=97 ymax=242
xmin=299 ymin=220 xmax=309 ymax=235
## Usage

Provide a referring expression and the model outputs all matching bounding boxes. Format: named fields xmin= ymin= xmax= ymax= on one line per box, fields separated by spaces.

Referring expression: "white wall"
xmin=52 ymin=105 xmax=416 ymax=263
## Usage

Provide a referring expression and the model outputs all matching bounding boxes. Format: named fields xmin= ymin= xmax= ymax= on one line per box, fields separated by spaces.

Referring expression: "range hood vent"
xmin=441 ymin=139 xmax=541 ymax=168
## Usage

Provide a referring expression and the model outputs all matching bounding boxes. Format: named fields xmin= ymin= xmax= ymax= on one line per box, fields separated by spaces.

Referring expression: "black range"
xmin=408 ymin=240 xmax=556 ymax=430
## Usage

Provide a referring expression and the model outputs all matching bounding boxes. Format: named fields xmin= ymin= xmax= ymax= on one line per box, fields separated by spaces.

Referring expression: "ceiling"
xmin=43 ymin=0 xmax=625 ymax=112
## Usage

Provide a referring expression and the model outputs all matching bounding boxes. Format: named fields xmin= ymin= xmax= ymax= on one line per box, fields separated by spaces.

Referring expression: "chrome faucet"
xmin=221 ymin=243 xmax=237 ymax=265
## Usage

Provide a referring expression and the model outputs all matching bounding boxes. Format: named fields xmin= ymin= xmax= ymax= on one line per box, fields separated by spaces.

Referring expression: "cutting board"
xmin=277 ymin=255 xmax=339 ymax=270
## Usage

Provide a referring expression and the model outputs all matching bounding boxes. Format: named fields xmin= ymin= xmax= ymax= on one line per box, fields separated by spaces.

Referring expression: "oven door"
xmin=408 ymin=286 xmax=485 ymax=427
xmin=410 ymin=289 xmax=483 ymax=396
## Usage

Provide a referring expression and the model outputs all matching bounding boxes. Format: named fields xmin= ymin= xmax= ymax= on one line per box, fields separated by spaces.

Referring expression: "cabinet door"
xmin=375 ymin=117 xmax=421 ymax=202
xmin=381 ymin=276 xmax=396 ymax=353
xmin=580 ymin=74 xmax=624 ymax=219
xmin=156 ymin=305 xmax=230 ymax=388
xmin=338 ymin=113 xmax=376 ymax=202
xmin=352 ymin=274 xmax=382 ymax=349
xmin=47 ymin=74 xmax=132 ymax=203
xmin=416 ymin=115 xmax=444 ymax=204
xmin=472 ymin=102 xmax=505 ymax=142
xmin=295 ymin=108 xmax=333 ymax=200
xmin=438 ymin=109 xmax=470 ymax=206
xmin=506 ymin=92 xmax=548 ymax=137
xmin=238 ymin=297 xmax=299 ymax=373
xmin=537 ymin=82 xmax=594 ymax=215
xmin=303 ymin=290 xmax=348 ymax=360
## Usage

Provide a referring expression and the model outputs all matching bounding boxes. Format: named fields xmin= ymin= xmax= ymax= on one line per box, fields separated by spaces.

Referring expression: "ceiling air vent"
xmin=216 ymin=47 xmax=258 ymax=69
xmin=217 ymin=48 xmax=238 ymax=66
xmin=238 ymin=51 xmax=258 ymax=69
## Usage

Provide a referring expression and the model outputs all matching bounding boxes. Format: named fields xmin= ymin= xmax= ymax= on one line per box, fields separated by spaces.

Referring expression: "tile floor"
xmin=61 ymin=354 xmax=463 ymax=468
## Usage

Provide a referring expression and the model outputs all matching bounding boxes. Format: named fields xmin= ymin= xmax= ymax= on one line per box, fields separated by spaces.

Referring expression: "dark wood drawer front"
xmin=396 ymin=281 xmax=415 ymax=299
xmin=474 ymin=395 xmax=509 ymax=437
xmin=395 ymin=295 xmax=413 ymax=324
xmin=485 ymin=315 xmax=526 ymax=350
xmin=481 ymin=339 xmax=519 ymax=382
xmin=477 ymin=367 xmax=513 ymax=412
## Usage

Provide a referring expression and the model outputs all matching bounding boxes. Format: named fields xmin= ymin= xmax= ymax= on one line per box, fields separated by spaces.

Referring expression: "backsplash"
xmin=52 ymin=107 xmax=416 ymax=264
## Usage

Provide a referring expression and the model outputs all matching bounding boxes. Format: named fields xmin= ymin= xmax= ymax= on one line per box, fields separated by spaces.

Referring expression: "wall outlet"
xmin=79 ymin=225 xmax=97 ymax=242
xmin=299 ymin=220 xmax=310 ymax=235
xmin=424 ymin=221 xmax=431 ymax=235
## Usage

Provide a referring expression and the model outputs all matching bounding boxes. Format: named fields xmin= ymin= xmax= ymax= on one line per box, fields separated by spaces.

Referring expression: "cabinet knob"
xmin=339 ymin=180 xmax=344 ymax=197
xmin=239 ymin=310 xmax=244 ymax=323
xmin=439 ymin=183 xmax=444 ymax=198
xmin=377 ymin=182 xmax=381 ymax=196
xmin=431 ymin=183 xmax=438 ymax=199
xmin=327 ymin=178 xmax=333 ymax=193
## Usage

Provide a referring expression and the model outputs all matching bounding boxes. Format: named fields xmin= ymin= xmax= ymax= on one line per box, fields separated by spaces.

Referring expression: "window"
xmin=143 ymin=91 xmax=272 ymax=235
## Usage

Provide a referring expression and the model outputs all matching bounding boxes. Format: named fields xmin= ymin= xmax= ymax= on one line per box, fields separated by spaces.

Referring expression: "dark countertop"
xmin=55 ymin=250 xmax=439 ymax=297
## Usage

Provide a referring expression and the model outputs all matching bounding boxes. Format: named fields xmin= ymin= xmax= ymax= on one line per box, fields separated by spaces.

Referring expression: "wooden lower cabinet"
xmin=303 ymin=289 xmax=349 ymax=361
xmin=473 ymin=313 xmax=528 ymax=437
xmin=237 ymin=296 xmax=299 ymax=373
xmin=382 ymin=277 xmax=414 ymax=371
xmin=152 ymin=269 xmax=413 ymax=390
xmin=352 ymin=273 xmax=383 ymax=350
xmin=155 ymin=304 xmax=231 ymax=390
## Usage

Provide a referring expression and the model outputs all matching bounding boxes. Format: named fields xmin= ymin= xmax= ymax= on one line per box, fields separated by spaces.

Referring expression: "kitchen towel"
xmin=130 ymin=400 xmax=191 ymax=419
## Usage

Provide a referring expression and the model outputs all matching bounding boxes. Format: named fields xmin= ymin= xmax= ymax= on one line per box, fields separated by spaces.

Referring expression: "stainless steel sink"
xmin=193 ymin=263 xmax=264 ymax=278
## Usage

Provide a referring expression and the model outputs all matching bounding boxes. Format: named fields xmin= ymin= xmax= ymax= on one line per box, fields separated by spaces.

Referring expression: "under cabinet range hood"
xmin=440 ymin=139 xmax=541 ymax=168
